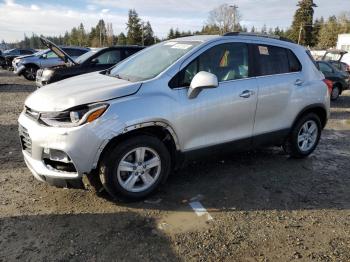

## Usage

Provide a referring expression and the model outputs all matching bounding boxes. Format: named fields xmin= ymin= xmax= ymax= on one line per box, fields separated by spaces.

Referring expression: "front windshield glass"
xmin=75 ymin=49 xmax=99 ymax=64
xmin=110 ymin=41 xmax=201 ymax=82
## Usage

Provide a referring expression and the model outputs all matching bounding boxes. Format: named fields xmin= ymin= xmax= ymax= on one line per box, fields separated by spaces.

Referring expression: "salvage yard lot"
xmin=0 ymin=69 xmax=350 ymax=261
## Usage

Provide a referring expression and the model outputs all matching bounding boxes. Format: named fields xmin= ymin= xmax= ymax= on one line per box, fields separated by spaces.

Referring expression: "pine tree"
xmin=143 ymin=21 xmax=155 ymax=46
xmin=317 ymin=16 xmax=339 ymax=49
xmin=126 ymin=9 xmax=142 ymax=45
xmin=168 ymin=28 xmax=175 ymax=39
xmin=117 ymin=33 xmax=127 ymax=45
xmin=289 ymin=0 xmax=317 ymax=46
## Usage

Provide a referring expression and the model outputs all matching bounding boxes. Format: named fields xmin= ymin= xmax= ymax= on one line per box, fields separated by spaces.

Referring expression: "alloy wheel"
xmin=116 ymin=147 xmax=161 ymax=193
xmin=297 ymin=120 xmax=318 ymax=152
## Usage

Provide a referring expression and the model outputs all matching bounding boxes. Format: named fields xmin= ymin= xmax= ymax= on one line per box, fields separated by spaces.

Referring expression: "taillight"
xmin=323 ymin=79 xmax=333 ymax=94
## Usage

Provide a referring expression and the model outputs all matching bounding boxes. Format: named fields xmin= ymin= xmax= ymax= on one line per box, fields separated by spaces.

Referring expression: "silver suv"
xmin=18 ymin=33 xmax=330 ymax=201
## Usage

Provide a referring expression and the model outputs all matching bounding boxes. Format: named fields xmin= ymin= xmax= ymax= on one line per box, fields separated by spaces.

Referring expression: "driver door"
xmin=172 ymin=42 xmax=258 ymax=151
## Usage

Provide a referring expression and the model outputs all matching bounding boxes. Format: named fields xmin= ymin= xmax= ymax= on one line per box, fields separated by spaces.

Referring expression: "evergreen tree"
xmin=289 ymin=0 xmax=317 ymax=46
xmin=317 ymin=16 xmax=339 ymax=49
xmin=126 ymin=9 xmax=142 ymax=45
xmin=117 ymin=32 xmax=127 ymax=45
xmin=143 ymin=21 xmax=155 ymax=46
xmin=168 ymin=28 xmax=175 ymax=39
xmin=174 ymin=28 xmax=181 ymax=38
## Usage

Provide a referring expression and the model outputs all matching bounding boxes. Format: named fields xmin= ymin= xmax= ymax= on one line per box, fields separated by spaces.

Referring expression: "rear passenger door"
xmin=253 ymin=44 xmax=303 ymax=143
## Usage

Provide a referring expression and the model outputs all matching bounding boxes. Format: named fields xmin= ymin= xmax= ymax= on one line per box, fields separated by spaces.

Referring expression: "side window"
xmin=95 ymin=50 xmax=121 ymax=65
xmin=64 ymin=48 xmax=87 ymax=57
xmin=287 ymin=50 xmax=302 ymax=72
xmin=46 ymin=51 xmax=58 ymax=58
xmin=171 ymin=43 xmax=249 ymax=88
xmin=10 ymin=49 xmax=20 ymax=55
xmin=318 ymin=62 xmax=333 ymax=73
xmin=124 ymin=48 xmax=141 ymax=58
xmin=20 ymin=50 xmax=33 ymax=55
xmin=256 ymin=45 xmax=289 ymax=76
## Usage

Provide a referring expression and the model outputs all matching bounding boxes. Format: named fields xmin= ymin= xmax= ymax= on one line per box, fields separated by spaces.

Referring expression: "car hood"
xmin=40 ymin=37 xmax=78 ymax=65
xmin=25 ymin=72 xmax=142 ymax=112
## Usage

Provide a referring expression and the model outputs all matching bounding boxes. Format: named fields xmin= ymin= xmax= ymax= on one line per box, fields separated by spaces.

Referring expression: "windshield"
xmin=75 ymin=49 xmax=99 ymax=64
xmin=110 ymin=41 xmax=201 ymax=82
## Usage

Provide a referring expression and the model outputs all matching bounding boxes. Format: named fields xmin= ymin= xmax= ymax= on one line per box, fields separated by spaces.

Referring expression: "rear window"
xmin=256 ymin=45 xmax=302 ymax=76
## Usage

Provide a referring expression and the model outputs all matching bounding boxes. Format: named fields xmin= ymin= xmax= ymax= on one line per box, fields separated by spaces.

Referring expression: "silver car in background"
xmin=13 ymin=45 xmax=89 ymax=80
xmin=18 ymin=33 xmax=330 ymax=201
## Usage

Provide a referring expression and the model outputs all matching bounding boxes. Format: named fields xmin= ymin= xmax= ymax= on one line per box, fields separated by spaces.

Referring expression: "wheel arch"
xmin=292 ymin=104 xmax=328 ymax=130
xmin=96 ymin=121 xmax=181 ymax=171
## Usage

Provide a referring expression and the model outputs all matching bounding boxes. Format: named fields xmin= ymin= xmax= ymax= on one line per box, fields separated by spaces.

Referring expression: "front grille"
xmin=19 ymin=125 xmax=32 ymax=155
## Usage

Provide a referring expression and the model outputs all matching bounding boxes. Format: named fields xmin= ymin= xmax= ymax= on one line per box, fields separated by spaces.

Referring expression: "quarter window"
xmin=287 ymin=50 xmax=302 ymax=72
xmin=171 ymin=43 xmax=249 ymax=88
xmin=256 ymin=45 xmax=289 ymax=76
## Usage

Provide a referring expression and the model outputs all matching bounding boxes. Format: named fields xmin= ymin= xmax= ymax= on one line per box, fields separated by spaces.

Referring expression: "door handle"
xmin=239 ymin=90 xmax=255 ymax=98
xmin=295 ymin=79 xmax=304 ymax=86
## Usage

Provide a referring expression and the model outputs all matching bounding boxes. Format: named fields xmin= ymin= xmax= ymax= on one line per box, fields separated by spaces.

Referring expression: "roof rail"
xmin=223 ymin=32 xmax=295 ymax=44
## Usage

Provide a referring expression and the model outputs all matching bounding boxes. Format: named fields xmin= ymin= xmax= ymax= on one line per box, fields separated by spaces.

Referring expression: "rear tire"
xmin=99 ymin=135 xmax=171 ymax=201
xmin=23 ymin=65 xmax=38 ymax=81
xmin=331 ymin=85 xmax=341 ymax=101
xmin=283 ymin=113 xmax=322 ymax=158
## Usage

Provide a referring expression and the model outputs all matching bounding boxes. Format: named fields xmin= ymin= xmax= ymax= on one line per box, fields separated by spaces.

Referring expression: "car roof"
xmin=170 ymin=33 xmax=299 ymax=48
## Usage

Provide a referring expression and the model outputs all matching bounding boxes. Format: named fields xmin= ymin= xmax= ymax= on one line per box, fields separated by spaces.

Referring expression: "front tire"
xmin=284 ymin=113 xmax=322 ymax=158
xmin=23 ymin=65 xmax=38 ymax=81
xmin=99 ymin=135 xmax=171 ymax=201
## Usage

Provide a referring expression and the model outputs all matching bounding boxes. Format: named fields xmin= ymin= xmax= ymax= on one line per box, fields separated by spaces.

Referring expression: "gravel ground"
xmin=0 ymin=70 xmax=350 ymax=261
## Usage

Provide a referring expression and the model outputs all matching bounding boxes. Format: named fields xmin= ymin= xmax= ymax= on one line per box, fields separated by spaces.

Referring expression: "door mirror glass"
xmin=91 ymin=58 xmax=99 ymax=65
xmin=187 ymin=71 xmax=218 ymax=99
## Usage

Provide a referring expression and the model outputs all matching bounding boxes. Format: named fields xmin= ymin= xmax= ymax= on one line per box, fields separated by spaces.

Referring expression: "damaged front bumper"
xmin=18 ymin=111 xmax=124 ymax=186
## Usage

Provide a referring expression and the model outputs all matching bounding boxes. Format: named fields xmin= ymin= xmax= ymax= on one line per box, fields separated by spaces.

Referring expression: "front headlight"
xmin=39 ymin=103 xmax=109 ymax=127
xmin=42 ymin=69 xmax=54 ymax=79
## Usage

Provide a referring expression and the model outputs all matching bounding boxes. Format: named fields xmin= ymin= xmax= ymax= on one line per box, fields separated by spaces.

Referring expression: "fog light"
xmin=44 ymin=149 xmax=71 ymax=163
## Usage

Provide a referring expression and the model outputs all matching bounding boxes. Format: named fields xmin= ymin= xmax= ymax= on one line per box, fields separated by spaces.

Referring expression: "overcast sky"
xmin=0 ymin=0 xmax=349 ymax=42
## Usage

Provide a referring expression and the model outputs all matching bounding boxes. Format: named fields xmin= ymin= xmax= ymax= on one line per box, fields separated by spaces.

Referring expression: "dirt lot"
xmin=0 ymin=69 xmax=350 ymax=261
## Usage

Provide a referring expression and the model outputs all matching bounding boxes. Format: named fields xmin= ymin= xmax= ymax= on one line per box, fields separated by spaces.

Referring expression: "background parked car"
xmin=13 ymin=46 xmax=89 ymax=80
xmin=2 ymin=48 xmax=37 ymax=69
xmin=321 ymin=49 xmax=350 ymax=73
xmin=316 ymin=61 xmax=350 ymax=100
xmin=36 ymin=41 xmax=143 ymax=87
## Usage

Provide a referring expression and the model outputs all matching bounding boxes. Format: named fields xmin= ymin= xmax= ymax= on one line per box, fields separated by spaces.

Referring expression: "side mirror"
xmin=187 ymin=71 xmax=218 ymax=99
xmin=91 ymin=58 xmax=99 ymax=65
xmin=41 ymin=53 xmax=47 ymax=59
